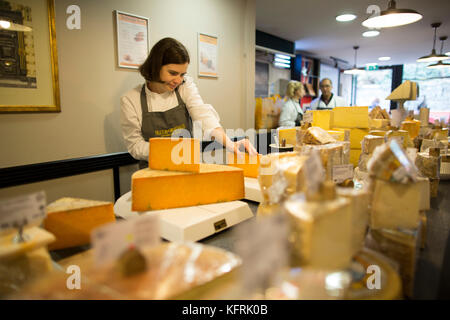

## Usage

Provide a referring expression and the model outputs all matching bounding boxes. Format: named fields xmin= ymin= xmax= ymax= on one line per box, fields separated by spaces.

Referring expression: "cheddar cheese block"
xmin=401 ymin=120 xmax=421 ymax=140
xmin=307 ymin=110 xmax=334 ymax=130
xmin=370 ymin=179 xmax=421 ymax=230
xmin=285 ymin=193 xmax=353 ymax=270
xmin=362 ymin=135 xmax=384 ymax=154
xmin=44 ymin=198 xmax=115 ymax=250
xmin=333 ymin=106 xmax=369 ymax=128
xmin=226 ymin=152 xmax=261 ymax=178
xmin=334 ymin=128 xmax=370 ymax=149
xmin=132 ymin=164 xmax=244 ymax=211
xmin=278 ymin=127 xmax=298 ymax=146
xmin=149 ymin=137 xmax=200 ymax=173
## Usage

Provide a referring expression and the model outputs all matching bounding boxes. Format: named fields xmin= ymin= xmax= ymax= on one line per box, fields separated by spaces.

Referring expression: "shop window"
xmin=354 ymin=69 xmax=393 ymax=110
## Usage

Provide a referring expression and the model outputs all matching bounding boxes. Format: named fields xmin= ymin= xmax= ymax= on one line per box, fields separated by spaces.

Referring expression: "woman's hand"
xmin=233 ymin=138 xmax=258 ymax=156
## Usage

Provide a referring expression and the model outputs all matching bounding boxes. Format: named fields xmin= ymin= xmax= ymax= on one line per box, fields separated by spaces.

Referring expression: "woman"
xmin=278 ymin=81 xmax=305 ymax=128
xmin=120 ymin=38 xmax=257 ymax=168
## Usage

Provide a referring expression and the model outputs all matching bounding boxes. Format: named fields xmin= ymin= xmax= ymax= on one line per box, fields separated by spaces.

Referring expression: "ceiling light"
xmin=417 ymin=23 xmax=450 ymax=63
xmin=362 ymin=0 xmax=422 ymax=28
xmin=0 ymin=20 xmax=11 ymax=29
xmin=427 ymin=36 xmax=450 ymax=69
xmin=446 ymin=52 xmax=450 ymax=56
xmin=344 ymin=46 xmax=365 ymax=75
xmin=362 ymin=30 xmax=380 ymax=37
xmin=336 ymin=14 xmax=357 ymax=22
xmin=378 ymin=56 xmax=391 ymax=61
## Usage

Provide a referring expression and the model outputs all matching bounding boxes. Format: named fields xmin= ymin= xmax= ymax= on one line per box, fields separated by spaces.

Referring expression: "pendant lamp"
xmin=362 ymin=0 xmax=422 ymax=29
xmin=427 ymin=36 xmax=450 ymax=69
xmin=417 ymin=23 xmax=450 ymax=63
xmin=344 ymin=46 xmax=364 ymax=75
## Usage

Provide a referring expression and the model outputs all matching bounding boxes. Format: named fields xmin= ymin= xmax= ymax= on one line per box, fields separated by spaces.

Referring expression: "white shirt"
xmin=310 ymin=94 xmax=347 ymax=110
xmin=120 ymin=76 xmax=221 ymax=160
xmin=278 ymin=98 xmax=303 ymax=128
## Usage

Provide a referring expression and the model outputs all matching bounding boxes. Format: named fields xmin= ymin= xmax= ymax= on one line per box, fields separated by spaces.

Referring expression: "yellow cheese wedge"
xmin=369 ymin=118 xmax=390 ymax=129
xmin=278 ymin=127 xmax=298 ymax=146
xmin=370 ymin=179 xmax=421 ymax=230
xmin=350 ymin=149 xmax=361 ymax=167
xmin=308 ymin=110 xmax=334 ymax=130
xmin=132 ymin=164 xmax=244 ymax=211
xmin=334 ymin=128 xmax=369 ymax=149
xmin=44 ymin=198 xmax=116 ymax=250
xmin=286 ymin=193 xmax=353 ymax=270
xmin=149 ymin=138 xmax=200 ymax=172
xmin=333 ymin=106 xmax=369 ymax=128
xmin=226 ymin=152 xmax=261 ymax=178
xmin=401 ymin=120 xmax=421 ymax=140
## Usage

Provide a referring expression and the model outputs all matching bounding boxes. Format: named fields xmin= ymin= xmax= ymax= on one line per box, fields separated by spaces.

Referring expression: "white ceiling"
xmin=256 ymin=0 xmax=450 ymax=67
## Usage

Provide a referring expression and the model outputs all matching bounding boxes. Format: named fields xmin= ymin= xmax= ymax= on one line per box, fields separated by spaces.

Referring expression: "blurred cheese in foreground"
xmin=370 ymin=179 xmax=421 ymax=230
xmin=285 ymin=190 xmax=353 ymax=270
xmin=44 ymin=198 xmax=116 ymax=250
xmin=132 ymin=164 xmax=244 ymax=211
xmin=300 ymin=143 xmax=347 ymax=180
xmin=333 ymin=106 xmax=369 ymax=129
xmin=226 ymin=152 xmax=261 ymax=178
xmin=149 ymin=137 xmax=200 ymax=173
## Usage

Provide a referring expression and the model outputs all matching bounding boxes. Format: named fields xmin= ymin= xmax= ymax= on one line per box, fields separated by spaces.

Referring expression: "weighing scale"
xmin=114 ymin=191 xmax=254 ymax=242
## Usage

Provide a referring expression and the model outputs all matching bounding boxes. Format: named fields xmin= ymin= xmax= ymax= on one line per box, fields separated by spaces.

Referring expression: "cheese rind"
xmin=370 ymin=179 xmax=421 ymax=230
xmin=132 ymin=164 xmax=244 ymax=211
xmin=333 ymin=106 xmax=369 ymax=128
xmin=149 ymin=138 xmax=200 ymax=172
xmin=45 ymin=198 xmax=116 ymax=250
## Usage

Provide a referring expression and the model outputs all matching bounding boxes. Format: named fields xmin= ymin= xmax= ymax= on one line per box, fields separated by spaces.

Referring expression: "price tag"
xmin=303 ymin=112 xmax=313 ymax=123
xmin=91 ymin=214 xmax=160 ymax=267
xmin=0 ymin=191 xmax=46 ymax=233
xmin=332 ymin=164 xmax=354 ymax=183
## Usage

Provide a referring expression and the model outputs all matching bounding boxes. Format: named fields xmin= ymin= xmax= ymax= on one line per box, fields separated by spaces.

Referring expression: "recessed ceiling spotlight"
xmin=336 ymin=14 xmax=357 ymax=22
xmin=378 ymin=56 xmax=391 ymax=61
xmin=362 ymin=30 xmax=380 ymax=37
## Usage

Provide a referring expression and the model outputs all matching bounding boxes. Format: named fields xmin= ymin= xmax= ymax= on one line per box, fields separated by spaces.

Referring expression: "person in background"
xmin=310 ymin=78 xmax=346 ymax=110
xmin=121 ymin=37 xmax=257 ymax=169
xmin=278 ymin=81 xmax=305 ymax=128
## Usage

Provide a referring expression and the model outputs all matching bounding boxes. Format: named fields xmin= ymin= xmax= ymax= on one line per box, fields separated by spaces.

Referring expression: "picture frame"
xmin=197 ymin=33 xmax=218 ymax=78
xmin=0 ymin=0 xmax=60 ymax=113
xmin=115 ymin=10 xmax=149 ymax=69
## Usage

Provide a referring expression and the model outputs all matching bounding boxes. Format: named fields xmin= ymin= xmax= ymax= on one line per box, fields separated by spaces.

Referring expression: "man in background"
xmin=310 ymin=78 xmax=347 ymax=110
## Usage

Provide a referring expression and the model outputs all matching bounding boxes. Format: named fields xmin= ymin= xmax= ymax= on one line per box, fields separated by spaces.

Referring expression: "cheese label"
xmin=0 ymin=191 xmax=46 ymax=232
xmin=91 ymin=214 xmax=160 ymax=267
xmin=333 ymin=164 xmax=354 ymax=183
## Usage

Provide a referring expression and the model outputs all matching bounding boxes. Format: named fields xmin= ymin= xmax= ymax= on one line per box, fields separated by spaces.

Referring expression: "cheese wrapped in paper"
xmin=302 ymin=127 xmax=336 ymax=145
xmin=415 ymin=152 xmax=440 ymax=179
xmin=258 ymin=152 xmax=308 ymax=203
xmin=299 ymin=143 xmax=346 ymax=180
xmin=362 ymin=135 xmax=384 ymax=154
xmin=285 ymin=192 xmax=353 ymax=270
xmin=370 ymin=179 xmax=421 ymax=230
xmin=336 ymin=187 xmax=370 ymax=256
xmin=365 ymin=228 xmax=419 ymax=298
xmin=132 ymin=164 xmax=244 ymax=211
xmin=367 ymin=139 xmax=419 ymax=183
xmin=401 ymin=120 xmax=421 ymax=140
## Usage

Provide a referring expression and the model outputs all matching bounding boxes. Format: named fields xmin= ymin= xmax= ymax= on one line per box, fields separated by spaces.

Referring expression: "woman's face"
xmin=295 ymin=86 xmax=305 ymax=99
xmin=159 ymin=63 xmax=189 ymax=91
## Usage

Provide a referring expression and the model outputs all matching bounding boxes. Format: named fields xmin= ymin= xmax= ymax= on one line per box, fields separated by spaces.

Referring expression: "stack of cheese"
xmin=355 ymin=135 xmax=385 ymax=181
xmin=296 ymin=126 xmax=350 ymax=180
xmin=132 ymin=138 xmax=244 ymax=211
xmin=415 ymin=147 xmax=441 ymax=198
xmin=369 ymin=106 xmax=391 ymax=129
xmin=365 ymin=139 xmax=429 ymax=298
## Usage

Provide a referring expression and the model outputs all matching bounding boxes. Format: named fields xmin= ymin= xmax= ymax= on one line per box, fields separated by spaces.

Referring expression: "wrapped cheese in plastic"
xmin=420 ymin=139 xmax=448 ymax=155
xmin=361 ymin=135 xmax=384 ymax=154
xmin=302 ymin=127 xmax=337 ymax=145
xmin=299 ymin=143 xmax=347 ymax=180
xmin=367 ymin=139 xmax=419 ymax=184
xmin=415 ymin=151 xmax=440 ymax=179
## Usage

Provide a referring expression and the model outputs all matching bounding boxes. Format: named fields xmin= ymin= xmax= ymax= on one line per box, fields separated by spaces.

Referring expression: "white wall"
xmin=0 ymin=0 xmax=255 ymax=203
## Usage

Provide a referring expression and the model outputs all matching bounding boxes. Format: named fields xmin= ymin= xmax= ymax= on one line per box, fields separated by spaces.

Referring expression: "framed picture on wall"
xmin=197 ymin=33 xmax=218 ymax=78
xmin=0 ymin=0 xmax=60 ymax=113
xmin=115 ymin=10 xmax=149 ymax=69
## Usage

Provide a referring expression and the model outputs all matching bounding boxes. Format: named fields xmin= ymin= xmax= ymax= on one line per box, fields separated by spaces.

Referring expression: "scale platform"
xmin=114 ymin=191 xmax=254 ymax=242
xmin=244 ymin=177 xmax=263 ymax=203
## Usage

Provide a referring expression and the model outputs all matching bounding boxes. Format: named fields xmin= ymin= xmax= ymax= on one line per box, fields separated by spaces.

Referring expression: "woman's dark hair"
xmin=139 ymin=38 xmax=190 ymax=82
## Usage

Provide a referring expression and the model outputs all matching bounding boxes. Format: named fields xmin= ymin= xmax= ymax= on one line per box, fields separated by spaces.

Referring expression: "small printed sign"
xmin=0 ymin=191 xmax=46 ymax=232
xmin=332 ymin=164 xmax=354 ymax=183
